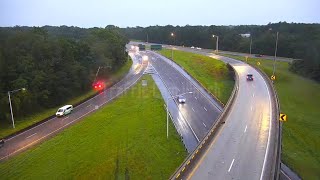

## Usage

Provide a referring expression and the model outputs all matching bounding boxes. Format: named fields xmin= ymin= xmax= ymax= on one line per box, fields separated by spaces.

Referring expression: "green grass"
xmin=158 ymin=49 xmax=234 ymax=104
xmin=0 ymin=75 xmax=187 ymax=179
xmin=0 ymin=59 xmax=133 ymax=139
xmin=223 ymin=54 xmax=320 ymax=180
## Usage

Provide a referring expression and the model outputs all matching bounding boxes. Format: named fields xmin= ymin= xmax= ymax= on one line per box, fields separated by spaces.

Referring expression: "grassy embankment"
xmin=223 ymin=54 xmax=320 ymax=180
xmin=158 ymin=49 xmax=234 ymax=104
xmin=0 ymin=60 xmax=133 ymax=138
xmin=0 ymin=75 xmax=187 ymax=179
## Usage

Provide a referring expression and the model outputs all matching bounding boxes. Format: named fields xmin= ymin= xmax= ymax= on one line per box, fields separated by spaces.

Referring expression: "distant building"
xmin=240 ymin=33 xmax=251 ymax=38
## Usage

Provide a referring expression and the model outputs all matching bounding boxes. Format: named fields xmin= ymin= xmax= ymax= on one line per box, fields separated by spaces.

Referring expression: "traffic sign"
xmin=280 ymin=114 xmax=287 ymax=121
xmin=257 ymin=62 xmax=261 ymax=66
xmin=271 ymin=75 xmax=276 ymax=81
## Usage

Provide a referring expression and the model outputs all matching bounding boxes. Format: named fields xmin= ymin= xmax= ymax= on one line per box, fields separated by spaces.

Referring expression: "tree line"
xmin=0 ymin=26 xmax=128 ymax=124
xmin=121 ymin=22 xmax=320 ymax=81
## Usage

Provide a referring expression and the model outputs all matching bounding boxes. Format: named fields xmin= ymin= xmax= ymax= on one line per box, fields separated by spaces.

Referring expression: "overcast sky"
xmin=1 ymin=0 xmax=319 ymax=27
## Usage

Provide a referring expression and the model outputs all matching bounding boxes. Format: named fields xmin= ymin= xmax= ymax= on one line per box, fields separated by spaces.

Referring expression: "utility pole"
xmin=272 ymin=32 xmax=279 ymax=76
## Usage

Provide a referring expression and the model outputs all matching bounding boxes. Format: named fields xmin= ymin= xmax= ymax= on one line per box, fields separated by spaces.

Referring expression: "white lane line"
xmin=251 ymin=106 xmax=253 ymax=111
xmin=62 ymin=117 xmax=69 ymax=121
xmin=204 ymin=107 xmax=207 ymax=111
xmin=253 ymin=93 xmax=255 ymax=97
xmin=228 ymin=159 xmax=235 ymax=172
xmin=181 ymin=82 xmax=184 ymax=84
xmin=26 ymin=133 xmax=37 ymax=139
xmin=87 ymin=104 xmax=92 ymax=107
xmin=202 ymin=123 xmax=207 ymax=128
xmin=281 ymin=170 xmax=292 ymax=180
xmin=192 ymin=107 xmax=195 ymax=112
xmin=194 ymin=96 xmax=197 ymax=100
xmin=244 ymin=125 xmax=248 ymax=133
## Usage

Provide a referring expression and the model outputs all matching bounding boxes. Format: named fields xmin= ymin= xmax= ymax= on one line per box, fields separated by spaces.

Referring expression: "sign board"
xmin=280 ymin=113 xmax=287 ymax=121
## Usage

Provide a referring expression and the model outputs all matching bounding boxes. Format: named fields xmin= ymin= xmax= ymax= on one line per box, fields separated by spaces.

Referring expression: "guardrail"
xmin=169 ymin=65 xmax=239 ymax=179
xmin=251 ymin=65 xmax=281 ymax=180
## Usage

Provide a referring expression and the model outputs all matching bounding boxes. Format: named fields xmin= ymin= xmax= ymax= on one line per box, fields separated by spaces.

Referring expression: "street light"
xmin=171 ymin=33 xmax=175 ymax=60
xmin=166 ymin=91 xmax=193 ymax=139
xmin=8 ymin=87 xmax=26 ymax=128
xmin=268 ymin=28 xmax=279 ymax=76
xmin=249 ymin=35 xmax=253 ymax=55
xmin=272 ymin=31 xmax=279 ymax=76
xmin=212 ymin=35 xmax=219 ymax=53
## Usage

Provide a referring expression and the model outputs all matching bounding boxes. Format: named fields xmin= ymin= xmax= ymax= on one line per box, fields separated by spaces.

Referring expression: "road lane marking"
xmin=281 ymin=170 xmax=292 ymax=180
xmin=87 ymin=104 xmax=92 ymax=107
xmin=251 ymin=106 xmax=253 ymax=111
xmin=26 ymin=133 xmax=37 ymax=139
xmin=244 ymin=125 xmax=248 ymax=133
xmin=194 ymin=96 xmax=197 ymax=100
xmin=204 ymin=107 xmax=207 ymax=111
xmin=62 ymin=117 xmax=69 ymax=121
xmin=253 ymin=93 xmax=255 ymax=97
xmin=192 ymin=107 xmax=195 ymax=112
xmin=228 ymin=159 xmax=235 ymax=172
xmin=202 ymin=123 xmax=207 ymax=128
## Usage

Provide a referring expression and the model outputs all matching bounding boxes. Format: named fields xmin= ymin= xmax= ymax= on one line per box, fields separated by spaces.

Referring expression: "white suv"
xmin=56 ymin=105 xmax=73 ymax=117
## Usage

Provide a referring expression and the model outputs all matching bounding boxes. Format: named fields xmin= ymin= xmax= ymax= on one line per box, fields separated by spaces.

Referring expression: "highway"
xmin=143 ymin=50 xmax=223 ymax=152
xmin=166 ymin=46 xmax=280 ymax=180
xmin=0 ymin=50 xmax=147 ymax=161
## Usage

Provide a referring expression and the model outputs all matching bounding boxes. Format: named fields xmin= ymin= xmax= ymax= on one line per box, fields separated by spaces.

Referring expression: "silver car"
xmin=177 ymin=95 xmax=186 ymax=103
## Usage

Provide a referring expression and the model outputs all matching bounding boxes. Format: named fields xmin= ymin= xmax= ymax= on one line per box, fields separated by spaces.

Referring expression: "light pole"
xmin=212 ymin=35 xmax=219 ymax=53
xmin=171 ymin=32 xmax=175 ymax=60
xmin=166 ymin=91 xmax=193 ymax=139
xmin=249 ymin=35 xmax=253 ymax=55
xmin=8 ymin=87 xmax=26 ymax=128
xmin=272 ymin=31 xmax=279 ymax=76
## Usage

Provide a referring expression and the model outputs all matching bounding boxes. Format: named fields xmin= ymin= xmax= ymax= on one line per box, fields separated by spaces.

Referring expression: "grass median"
xmin=158 ymin=49 xmax=234 ymax=104
xmin=0 ymin=75 xmax=187 ymax=179
xmin=223 ymin=54 xmax=320 ymax=179
xmin=0 ymin=59 xmax=133 ymax=139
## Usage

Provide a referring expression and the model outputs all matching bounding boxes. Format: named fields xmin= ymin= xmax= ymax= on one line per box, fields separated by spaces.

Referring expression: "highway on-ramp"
xmin=0 ymin=50 xmax=147 ymax=161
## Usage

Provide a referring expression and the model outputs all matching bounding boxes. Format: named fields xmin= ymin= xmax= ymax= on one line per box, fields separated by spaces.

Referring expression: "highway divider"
xmin=251 ymin=65 xmax=281 ymax=180
xmin=169 ymin=64 xmax=239 ymax=180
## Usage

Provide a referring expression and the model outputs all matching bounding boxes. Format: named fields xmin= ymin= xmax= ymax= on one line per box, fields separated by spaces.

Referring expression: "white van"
xmin=56 ymin=105 xmax=73 ymax=117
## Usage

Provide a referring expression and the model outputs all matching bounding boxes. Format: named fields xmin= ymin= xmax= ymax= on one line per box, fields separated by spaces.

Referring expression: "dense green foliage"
xmin=122 ymin=22 xmax=320 ymax=81
xmin=223 ymin=54 xmax=320 ymax=179
xmin=0 ymin=26 xmax=128 ymax=126
xmin=0 ymin=75 xmax=187 ymax=179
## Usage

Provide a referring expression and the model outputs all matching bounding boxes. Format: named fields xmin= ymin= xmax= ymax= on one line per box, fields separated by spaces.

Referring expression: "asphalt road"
xmin=169 ymin=46 xmax=277 ymax=180
xmin=143 ymin=50 xmax=223 ymax=152
xmin=0 ymin=50 xmax=147 ymax=161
